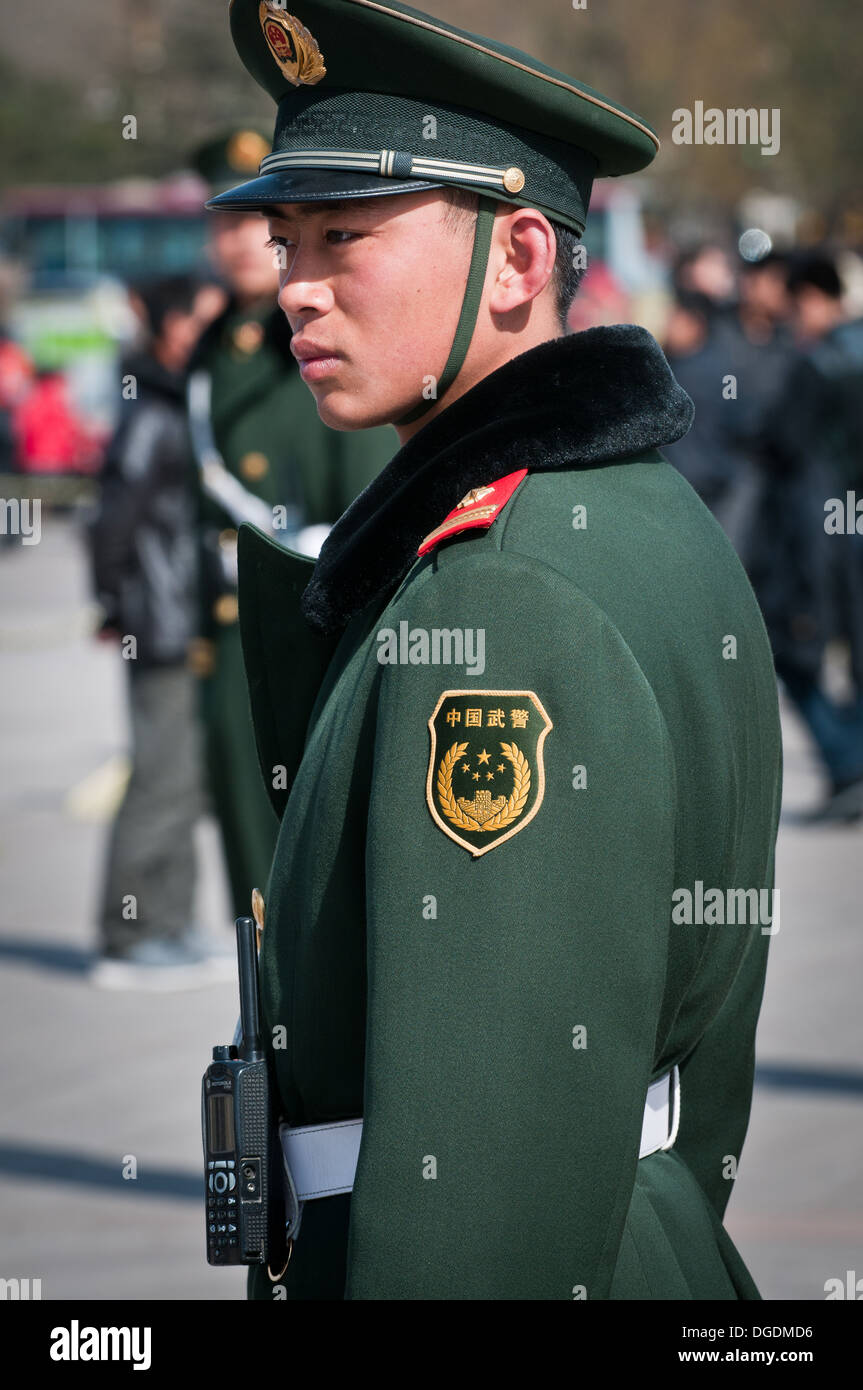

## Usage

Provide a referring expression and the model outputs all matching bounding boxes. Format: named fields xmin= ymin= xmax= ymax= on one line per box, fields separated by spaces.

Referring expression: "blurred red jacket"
xmin=13 ymin=372 xmax=97 ymax=474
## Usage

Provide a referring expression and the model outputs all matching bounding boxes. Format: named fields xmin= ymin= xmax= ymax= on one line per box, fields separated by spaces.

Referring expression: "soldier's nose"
xmin=278 ymin=275 xmax=334 ymax=325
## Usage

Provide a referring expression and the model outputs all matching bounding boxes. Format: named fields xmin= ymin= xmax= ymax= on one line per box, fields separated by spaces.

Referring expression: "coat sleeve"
xmin=345 ymin=548 xmax=677 ymax=1299
xmin=89 ymin=405 xmax=171 ymax=625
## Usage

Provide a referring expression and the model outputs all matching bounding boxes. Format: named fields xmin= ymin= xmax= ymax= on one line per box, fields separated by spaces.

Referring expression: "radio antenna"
xmin=236 ymin=917 xmax=264 ymax=1061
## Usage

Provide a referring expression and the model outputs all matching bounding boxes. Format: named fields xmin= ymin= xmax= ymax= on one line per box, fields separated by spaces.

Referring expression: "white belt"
xmin=640 ymin=1064 xmax=681 ymax=1160
xmin=280 ymin=1066 xmax=680 ymax=1205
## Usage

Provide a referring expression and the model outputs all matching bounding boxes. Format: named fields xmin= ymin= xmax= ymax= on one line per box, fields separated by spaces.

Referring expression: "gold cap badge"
xmin=259 ymin=2 xmax=326 ymax=87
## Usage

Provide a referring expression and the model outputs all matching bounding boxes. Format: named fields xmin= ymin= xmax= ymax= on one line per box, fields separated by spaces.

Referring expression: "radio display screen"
xmin=208 ymin=1093 xmax=235 ymax=1155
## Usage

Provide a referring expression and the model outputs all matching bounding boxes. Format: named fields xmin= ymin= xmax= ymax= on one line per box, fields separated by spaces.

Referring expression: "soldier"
xmin=209 ymin=0 xmax=782 ymax=1299
xmin=190 ymin=131 xmax=396 ymax=922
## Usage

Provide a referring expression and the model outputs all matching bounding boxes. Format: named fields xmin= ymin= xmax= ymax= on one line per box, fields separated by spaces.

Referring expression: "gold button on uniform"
xmin=213 ymin=594 xmax=239 ymax=625
xmin=232 ymin=321 xmax=265 ymax=355
xmin=187 ymin=637 xmax=216 ymax=678
xmin=240 ymin=451 xmax=269 ymax=481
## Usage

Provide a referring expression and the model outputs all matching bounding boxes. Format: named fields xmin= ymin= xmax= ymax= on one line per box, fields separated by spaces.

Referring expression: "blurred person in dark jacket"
xmin=755 ymin=251 xmax=863 ymax=820
xmin=737 ymin=251 xmax=792 ymax=347
xmin=721 ymin=253 xmax=797 ymax=571
xmin=663 ymin=251 xmax=795 ymax=565
xmin=89 ymin=273 xmax=231 ymax=989
xmin=663 ymin=288 xmax=739 ymax=518
xmin=663 ymin=247 xmax=743 ymax=540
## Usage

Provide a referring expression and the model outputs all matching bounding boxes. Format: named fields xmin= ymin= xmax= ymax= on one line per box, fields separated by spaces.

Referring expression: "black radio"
xmin=201 ymin=916 xmax=285 ymax=1268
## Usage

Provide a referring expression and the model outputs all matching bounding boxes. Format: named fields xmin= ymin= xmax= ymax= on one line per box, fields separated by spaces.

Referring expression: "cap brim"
xmin=206 ymin=167 xmax=444 ymax=212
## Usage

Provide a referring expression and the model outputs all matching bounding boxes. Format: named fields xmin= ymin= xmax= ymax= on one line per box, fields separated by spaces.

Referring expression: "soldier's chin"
xmin=313 ymin=386 xmax=399 ymax=433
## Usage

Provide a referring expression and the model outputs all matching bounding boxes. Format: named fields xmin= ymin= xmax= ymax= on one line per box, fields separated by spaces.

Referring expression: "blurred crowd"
xmin=563 ymin=237 xmax=863 ymax=822
xmin=658 ymin=243 xmax=863 ymax=822
xmin=2 ymin=156 xmax=862 ymax=985
xmin=0 ymin=133 xmax=396 ymax=991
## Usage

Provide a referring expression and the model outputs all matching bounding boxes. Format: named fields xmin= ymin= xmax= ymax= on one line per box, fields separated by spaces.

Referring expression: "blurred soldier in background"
xmin=89 ymin=273 xmax=228 ymax=989
xmin=189 ymin=132 xmax=396 ymax=923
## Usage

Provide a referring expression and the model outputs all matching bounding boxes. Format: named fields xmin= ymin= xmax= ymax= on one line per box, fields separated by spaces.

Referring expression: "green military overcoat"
xmin=238 ymin=324 xmax=782 ymax=1300
xmin=193 ymin=297 xmax=395 ymax=918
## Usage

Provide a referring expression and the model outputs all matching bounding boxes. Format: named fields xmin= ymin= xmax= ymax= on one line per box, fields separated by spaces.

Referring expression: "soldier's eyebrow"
xmin=261 ymin=201 xmax=355 ymax=221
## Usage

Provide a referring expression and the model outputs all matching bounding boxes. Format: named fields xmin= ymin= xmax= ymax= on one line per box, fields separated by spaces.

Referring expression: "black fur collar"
xmin=302 ymin=324 xmax=693 ymax=635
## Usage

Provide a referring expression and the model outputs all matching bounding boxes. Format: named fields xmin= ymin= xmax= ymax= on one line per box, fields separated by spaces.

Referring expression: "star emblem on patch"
xmin=426 ymin=690 xmax=552 ymax=856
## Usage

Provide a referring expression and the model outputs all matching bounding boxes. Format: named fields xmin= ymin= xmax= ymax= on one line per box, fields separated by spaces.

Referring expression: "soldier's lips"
xmin=299 ymin=356 xmax=342 ymax=382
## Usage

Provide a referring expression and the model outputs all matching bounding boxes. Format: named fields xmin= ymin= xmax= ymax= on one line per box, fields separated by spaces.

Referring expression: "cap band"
xmin=264 ymin=88 xmax=595 ymax=234
xmin=260 ymin=147 xmax=525 ymax=193
xmin=397 ymin=194 xmax=497 ymax=426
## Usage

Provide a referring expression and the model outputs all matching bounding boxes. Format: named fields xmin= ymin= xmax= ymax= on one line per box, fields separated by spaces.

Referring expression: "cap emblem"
xmin=259 ymin=2 xmax=327 ymax=87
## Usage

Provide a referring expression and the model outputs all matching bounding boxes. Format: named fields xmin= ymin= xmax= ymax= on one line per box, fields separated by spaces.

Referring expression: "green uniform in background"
xmin=192 ymin=274 xmax=395 ymax=919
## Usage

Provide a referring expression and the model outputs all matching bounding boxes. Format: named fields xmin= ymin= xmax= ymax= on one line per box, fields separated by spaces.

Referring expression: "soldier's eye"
xmin=325 ymin=229 xmax=360 ymax=244
xmin=266 ymin=234 xmax=293 ymax=251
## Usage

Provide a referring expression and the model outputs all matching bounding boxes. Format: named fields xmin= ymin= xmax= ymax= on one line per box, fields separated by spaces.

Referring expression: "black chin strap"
xmin=397 ymin=195 xmax=498 ymax=426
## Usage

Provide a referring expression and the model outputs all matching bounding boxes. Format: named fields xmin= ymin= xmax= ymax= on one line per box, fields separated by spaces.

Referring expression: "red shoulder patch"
xmin=417 ymin=469 xmax=528 ymax=558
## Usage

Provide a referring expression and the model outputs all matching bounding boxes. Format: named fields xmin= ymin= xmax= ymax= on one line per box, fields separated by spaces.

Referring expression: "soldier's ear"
xmin=486 ymin=208 xmax=556 ymax=318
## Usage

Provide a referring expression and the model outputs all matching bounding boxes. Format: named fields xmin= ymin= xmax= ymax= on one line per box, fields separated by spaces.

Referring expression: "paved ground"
xmin=0 ymin=516 xmax=861 ymax=1301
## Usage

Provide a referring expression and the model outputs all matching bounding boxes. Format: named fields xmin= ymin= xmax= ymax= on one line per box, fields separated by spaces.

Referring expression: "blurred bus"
xmin=0 ymin=175 xmax=209 ymax=290
xmin=0 ymin=175 xmax=210 ymax=432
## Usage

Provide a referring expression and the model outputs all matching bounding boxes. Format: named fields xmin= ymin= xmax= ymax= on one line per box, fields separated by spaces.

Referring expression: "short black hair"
xmin=672 ymin=288 xmax=714 ymax=321
xmin=132 ymin=273 xmax=203 ymax=339
xmin=440 ymin=186 xmax=584 ymax=333
xmin=786 ymin=251 xmax=843 ymax=301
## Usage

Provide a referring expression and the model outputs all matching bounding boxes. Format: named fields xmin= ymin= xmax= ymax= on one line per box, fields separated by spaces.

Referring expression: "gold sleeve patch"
xmin=426 ymin=690 xmax=552 ymax=856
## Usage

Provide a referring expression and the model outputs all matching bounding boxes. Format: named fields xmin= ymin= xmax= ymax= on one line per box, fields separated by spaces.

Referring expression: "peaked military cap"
xmin=207 ymin=0 xmax=659 ymax=235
